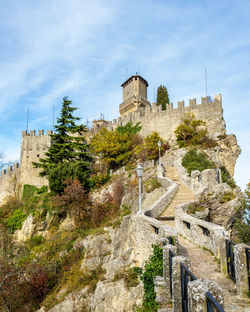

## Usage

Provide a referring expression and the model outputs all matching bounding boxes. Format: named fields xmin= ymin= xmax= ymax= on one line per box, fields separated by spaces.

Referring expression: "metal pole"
xmin=159 ymin=146 xmax=161 ymax=165
xmin=139 ymin=176 xmax=142 ymax=213
xmin=205 ymin=68 xmax=208 ymax=98
xmin=26 ymin=108 xmax=29 ymax=132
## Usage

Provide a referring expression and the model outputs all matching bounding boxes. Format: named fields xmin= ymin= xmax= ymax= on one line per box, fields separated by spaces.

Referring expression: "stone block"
xmin=234 ymin=243 xmax=249 ymax=299
xmin=154 ymin=276 xmax=166 ymax=304
xmin=188 ymin=279 xmax=224 ymax=312
xmin=219 ymin=237 xmax=228 ymax=275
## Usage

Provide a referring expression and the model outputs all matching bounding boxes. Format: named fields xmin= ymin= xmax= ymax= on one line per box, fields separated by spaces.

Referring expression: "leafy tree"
xmin=175 ymin=113 xmax=207 ymax=147
xmin=234 ymin=181 xmax=250 ymax=244
xmin=0 ymin=262 xmax=48 ymax=312
xmin=34 ymin=97 xmax=92 ymax=194
xmin=116 ymin=122 xmax=142 ymax=135
xmin=156 ymin=85 xmax=169 ymax=110
xmin=134 ymin=132 xmax=169 ymax=161
xmin=55 ymin=179 xmax=88 ymax=222
xmin=90 ymin=123 xmax=141 ymax=170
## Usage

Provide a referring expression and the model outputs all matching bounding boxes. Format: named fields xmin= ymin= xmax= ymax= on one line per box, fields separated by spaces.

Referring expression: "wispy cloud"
xmin=0 ymin=0 xmax=249 ymax=189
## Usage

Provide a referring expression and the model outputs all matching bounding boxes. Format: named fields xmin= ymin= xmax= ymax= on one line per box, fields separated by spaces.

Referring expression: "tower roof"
xmin=121 ymin=75 xmax=149 ymax=87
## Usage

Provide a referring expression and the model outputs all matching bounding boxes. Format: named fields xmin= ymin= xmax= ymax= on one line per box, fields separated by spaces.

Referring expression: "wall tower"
xmin=119 ymin=75 xmax=151 ymax=116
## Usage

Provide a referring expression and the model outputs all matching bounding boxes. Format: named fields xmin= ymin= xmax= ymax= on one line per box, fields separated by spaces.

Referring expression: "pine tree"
xmin=34 ymin=97 xmax=92 ymax=194
xmin=156 ymin=85 xmax=170 ymax=110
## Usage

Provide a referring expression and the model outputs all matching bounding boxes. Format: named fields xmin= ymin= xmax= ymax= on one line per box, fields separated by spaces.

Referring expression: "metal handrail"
xmin=180 ymin=262 xmax=197 ymax=312
xmin=206 ymin=291 xmax=225 ymax=312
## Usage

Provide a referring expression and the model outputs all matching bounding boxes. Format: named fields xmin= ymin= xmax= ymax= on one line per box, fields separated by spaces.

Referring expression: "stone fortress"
xmin=0 ymin=74 xmax=233 ymax=198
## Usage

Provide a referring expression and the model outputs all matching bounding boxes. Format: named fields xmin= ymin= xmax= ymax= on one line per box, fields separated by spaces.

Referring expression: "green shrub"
xmin=137 ymin=244 xmax=163 ymax=311
xmin=7 ymin=209 xmax=27 ymax=233
xmin=22 ymin=184 xmax=38 ymax=200
xmin=219 ymin=191 xmax=236 ymax=203
xmin=144 ymin=178 xmax=161 ymax=193
xmin=182 ymin=149 xmax=216 ymax=176
xmin=25 ymin=235 xmax=45 ymax=249
xmin=121 ymin=204 xmax=132 ymax=217
xmin=89 ymin=172 xmax=110 ymax=189
xmin=219 ymin=166 xmax=236 ymax=188
xmin=187 ymin=203 xmax=206 ymax=215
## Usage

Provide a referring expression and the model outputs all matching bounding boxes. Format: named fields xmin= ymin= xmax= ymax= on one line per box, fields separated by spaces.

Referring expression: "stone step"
xmin=156 ymin=216 xmax=175 ymax=221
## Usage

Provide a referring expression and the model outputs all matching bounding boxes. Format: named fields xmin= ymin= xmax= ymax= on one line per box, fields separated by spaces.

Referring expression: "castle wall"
xmin=108 ymin=94 xmax=226 ymax=143
xmin=20 ymin=130 xmax=52 ymax=188
xmin=0 ymin=163 xmax=21 ymax=196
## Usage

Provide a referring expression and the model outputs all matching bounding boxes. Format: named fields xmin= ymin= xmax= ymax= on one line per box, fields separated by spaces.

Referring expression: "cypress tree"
xmin=156 ymin=85 xmax=170 ymax=110
xmin=34 ymin=97 xmax=92 ymax=194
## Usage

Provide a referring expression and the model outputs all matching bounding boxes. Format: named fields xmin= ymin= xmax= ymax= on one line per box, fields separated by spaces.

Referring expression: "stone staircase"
xmin=158 ymin=166 xmax=194 ymax=226
xmin=155 ymin=166 xmax=250 ymax=311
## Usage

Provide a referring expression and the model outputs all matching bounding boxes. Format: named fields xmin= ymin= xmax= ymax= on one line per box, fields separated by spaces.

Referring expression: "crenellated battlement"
xmin=0 ymin=162 xmax=21 ymax=195
xmin=107 ymin=94 xmax=222 ymax=131
xmin=22 ymin=130 xmax=53 ymax=137
xmin=0 ymin=163 xmax=20 ymax=177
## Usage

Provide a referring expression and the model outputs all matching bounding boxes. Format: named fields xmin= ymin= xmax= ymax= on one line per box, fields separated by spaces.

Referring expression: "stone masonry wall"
xmin=107 ymin=94 xmax=225 ymax=143
xmin=20 ymin=130 xmax=52 ymax=188
xmin=0 ymin=163 xmax=21 ymax=196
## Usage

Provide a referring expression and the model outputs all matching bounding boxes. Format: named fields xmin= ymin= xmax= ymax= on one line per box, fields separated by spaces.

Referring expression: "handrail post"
xmin=219 ymin=237 xmax=228 ymax=275
xmin=172 ymin=256 xmax=190 ymax=312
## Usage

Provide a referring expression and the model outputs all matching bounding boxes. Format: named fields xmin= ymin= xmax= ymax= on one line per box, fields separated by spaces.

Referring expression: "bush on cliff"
xmin=219 ymin=165 xmax=236 ymax=189
xmin=175 ymin=113 xmax=217 ymax=148
xmin=182 ymin=149 xmax=216 ymax=176
xmin=136 ymin=244 xmax=163 ymax=312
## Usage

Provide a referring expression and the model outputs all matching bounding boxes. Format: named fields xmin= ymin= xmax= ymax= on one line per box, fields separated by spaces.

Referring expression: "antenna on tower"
xmin=26 ymin=108 xmax=29 ymax=132
xmin=205 ymin=68 xmax=208 ymax=97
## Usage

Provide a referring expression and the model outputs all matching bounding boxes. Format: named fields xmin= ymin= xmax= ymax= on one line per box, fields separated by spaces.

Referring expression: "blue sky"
xmin=0 ymin=0 xmax=249 ymax=190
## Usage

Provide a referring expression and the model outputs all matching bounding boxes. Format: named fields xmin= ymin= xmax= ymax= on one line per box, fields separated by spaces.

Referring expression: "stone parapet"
xmin=175 ymin=201 xmax=229 ymax=258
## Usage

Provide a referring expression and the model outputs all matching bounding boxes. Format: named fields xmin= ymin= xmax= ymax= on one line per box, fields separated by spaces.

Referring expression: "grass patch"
xmin=187 ymin=203 xmax=206 ymax=215
xmin=218 ymin=191 xmax=236 ymax=203
xmin=219 ymin=166 xmax=236 ymax=188
xmin=113 ymin=267 xmax=140 ymax=289
xmin=144 ymin=178 xmax=161 ymax=193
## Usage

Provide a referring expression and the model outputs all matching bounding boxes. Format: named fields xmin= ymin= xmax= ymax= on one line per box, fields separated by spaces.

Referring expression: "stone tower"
xmin=20 ymin=130 xmax=52 ymax=187
xmin=119 ymin=75 xmax=151 ymax=116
